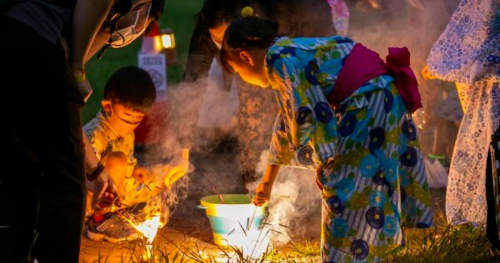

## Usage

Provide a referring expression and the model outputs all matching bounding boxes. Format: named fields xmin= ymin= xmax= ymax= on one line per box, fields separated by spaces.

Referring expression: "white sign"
xmin=138 ymin=53 xmax=167 ymax=92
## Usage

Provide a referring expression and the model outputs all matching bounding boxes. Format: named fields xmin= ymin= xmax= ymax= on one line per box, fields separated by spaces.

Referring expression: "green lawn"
xmin=82 ymin=0 xmax=203 ymax=123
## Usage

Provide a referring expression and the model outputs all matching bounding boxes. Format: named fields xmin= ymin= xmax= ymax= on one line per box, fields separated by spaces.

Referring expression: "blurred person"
xmin=221 ymin=16 xmax=433 ymax=262
xmin=424 ymin=0 xmax=500 ymax=249
xmin=0 ymin=0 xmax=165 ymax=261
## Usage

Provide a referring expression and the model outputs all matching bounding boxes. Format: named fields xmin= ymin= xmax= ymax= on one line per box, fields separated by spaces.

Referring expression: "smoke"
xmin=136 ymin=78 xmax=206 ymax=223
xmin=139 ymin=73 xmax=247 ymax=221
xmin=246 ymin=151 xmax=322 ymax=247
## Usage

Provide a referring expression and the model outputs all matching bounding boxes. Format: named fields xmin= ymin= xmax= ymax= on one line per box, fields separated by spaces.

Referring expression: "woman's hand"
xmin=253 ymin=181 xmax=273 ymax=206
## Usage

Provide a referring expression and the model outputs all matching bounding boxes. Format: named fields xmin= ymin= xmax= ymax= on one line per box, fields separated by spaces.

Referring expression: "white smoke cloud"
xmin=246 ymin=151 xmax=322 ymax=247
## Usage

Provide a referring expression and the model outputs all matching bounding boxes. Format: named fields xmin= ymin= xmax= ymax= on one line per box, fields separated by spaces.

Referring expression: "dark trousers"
xmin=487 ymin=128 xmax=500 ymax=249
xmin=0 ymin=16 xmax=85 ymax=263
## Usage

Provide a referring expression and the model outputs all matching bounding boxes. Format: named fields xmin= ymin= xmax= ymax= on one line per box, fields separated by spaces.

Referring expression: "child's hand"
xmin=132 ymin=167 xmax=152 ymax=183
xmin=92 ymin=170 xmax=121 ymax=209
xmin=163 ymin=164 xmax=187 ymax=189
xmin=253 ymin=181 xmax=272 ymax=206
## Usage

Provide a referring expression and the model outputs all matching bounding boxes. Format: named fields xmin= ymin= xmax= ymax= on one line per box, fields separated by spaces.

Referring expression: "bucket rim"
xmin=200 ymin=194 xmax=267 ymax=207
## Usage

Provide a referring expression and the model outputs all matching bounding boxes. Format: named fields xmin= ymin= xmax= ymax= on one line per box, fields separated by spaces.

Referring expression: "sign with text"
xmin=138 ymin=53 xmax=167 ymax=92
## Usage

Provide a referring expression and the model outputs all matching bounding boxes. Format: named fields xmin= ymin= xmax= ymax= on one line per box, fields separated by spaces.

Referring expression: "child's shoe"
xmin=86 ymin=214 xmax=140 ymax=243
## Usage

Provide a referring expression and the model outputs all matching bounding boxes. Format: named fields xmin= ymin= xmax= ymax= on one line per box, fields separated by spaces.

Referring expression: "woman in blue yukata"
xmin=220 ymin=16 xmax=434 ymax=262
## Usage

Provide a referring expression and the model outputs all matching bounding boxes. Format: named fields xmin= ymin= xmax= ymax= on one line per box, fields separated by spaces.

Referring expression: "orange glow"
xmin=130 ymin=214 xmax=161 ymax=243
xmin=153 ymin=35 xmax=163 ymax=53
xmin=126 ymin=214 xmax=162 ymax=260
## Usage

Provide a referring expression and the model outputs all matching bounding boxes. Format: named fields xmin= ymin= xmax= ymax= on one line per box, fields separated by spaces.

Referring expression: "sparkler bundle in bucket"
xmin=199 ymin=194 xmax=269 ymax=251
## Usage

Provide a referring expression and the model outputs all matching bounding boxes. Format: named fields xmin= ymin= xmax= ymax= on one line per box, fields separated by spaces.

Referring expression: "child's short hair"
xmin=220 ymin=16 xmax=279 ymax=73
xmin=104 ymin=66 xmax=156 ymax=113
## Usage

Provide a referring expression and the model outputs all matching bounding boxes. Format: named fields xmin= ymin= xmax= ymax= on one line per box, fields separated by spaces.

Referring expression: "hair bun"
xmin=241 ymin=6 xmax=253 ymax=17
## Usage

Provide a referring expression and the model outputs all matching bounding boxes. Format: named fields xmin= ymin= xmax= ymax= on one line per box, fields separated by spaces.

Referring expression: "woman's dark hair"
xmin=104 ymin=66 xmax=156 ymax=113
xmin=220 ymin=16 xmax=279 ymax=73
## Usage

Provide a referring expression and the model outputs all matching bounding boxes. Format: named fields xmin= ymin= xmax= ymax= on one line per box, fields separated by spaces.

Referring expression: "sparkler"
xmin=218 ymin=194 xmax=225 ymax=204
xmin=116 ymin=209 xmax=161 ymax=260
xmin=115 ymin=207 xmax=162 ymax=260
xmin=212 ymin=186 xmax=225 ymax=203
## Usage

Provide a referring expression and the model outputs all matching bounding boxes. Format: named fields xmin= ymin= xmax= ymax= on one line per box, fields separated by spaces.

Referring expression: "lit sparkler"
xmin=116 ymin=209 xmax=162 ymax=260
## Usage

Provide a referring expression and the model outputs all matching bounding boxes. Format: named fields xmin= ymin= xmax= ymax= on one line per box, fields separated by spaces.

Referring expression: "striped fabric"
xmin=266 ymin=36 xmax=433 ymax=262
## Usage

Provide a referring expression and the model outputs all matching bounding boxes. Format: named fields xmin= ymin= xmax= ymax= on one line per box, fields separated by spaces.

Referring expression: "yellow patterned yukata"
xmin=266 ymin=36 xmax=433 ymax=262
xmin=83 ymin=112 xmax=163 ymax=214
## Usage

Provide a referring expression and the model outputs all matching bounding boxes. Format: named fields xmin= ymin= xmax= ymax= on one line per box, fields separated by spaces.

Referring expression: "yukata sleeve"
xmin=83 ymin=126 xmax=108 ymax=161
xmin=426 ymin=1 xmax=500 ymax=84
xmin=266 ymin=55 xmax=319 ymax=169
xmin=268 ymin=111 xmax=295 ymax=165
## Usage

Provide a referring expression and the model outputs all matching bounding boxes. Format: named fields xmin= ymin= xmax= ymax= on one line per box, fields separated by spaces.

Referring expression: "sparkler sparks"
xmin=116 ymin=210 xmax=162 ymax=260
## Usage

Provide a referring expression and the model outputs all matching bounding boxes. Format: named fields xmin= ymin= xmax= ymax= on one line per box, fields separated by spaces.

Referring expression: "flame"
xmin=126 ymin=214 xmax=162 ymax=260
xmin=133 ymin=215 xmax=162 ymax=243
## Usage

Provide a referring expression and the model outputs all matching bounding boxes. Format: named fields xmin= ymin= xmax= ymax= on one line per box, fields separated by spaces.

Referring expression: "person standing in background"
xmin=424 ymin=0 xmax=500 ymax=250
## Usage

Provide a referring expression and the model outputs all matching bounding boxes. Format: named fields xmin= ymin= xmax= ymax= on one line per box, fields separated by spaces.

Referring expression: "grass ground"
xmin=81 ymin=208 xmax=498 ymax=263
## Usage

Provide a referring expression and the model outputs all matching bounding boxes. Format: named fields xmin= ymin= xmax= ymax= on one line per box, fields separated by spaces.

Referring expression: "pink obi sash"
xmin=327 ymin=43 xmax=422 ymax=113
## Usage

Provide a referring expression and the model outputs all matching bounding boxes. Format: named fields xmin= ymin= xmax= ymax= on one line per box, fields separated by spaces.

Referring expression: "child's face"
xmin=101 ymin=100 xmax=146 ymax=138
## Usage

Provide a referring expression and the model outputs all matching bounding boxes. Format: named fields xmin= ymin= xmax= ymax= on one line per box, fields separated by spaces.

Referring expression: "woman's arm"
xmin=70 ymin=0 xmax=115 ymax=74
xmin=182 ymin=21 xmax=218 ymax=82
xmin=83 ymin=133 xmax=120 ymax=208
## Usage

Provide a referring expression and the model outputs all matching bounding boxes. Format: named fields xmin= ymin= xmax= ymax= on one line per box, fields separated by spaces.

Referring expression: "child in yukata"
xmin=220 ymin=16 xmax=433 ymax=262
xmin=83 ymin=66 xmax=188 ymax=243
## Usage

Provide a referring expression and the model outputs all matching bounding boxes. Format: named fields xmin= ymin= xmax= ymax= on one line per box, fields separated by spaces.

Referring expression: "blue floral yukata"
xmin=266 ymin=36 xmax=433 ymax=262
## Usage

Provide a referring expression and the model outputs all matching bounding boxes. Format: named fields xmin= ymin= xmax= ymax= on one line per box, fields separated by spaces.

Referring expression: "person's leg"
xmin=0 ymin=131 xmax=42 ymax=263
xmin=235 ymin=77 xmax=278 ymax=185
xmin=34 ymin=38 xmax=86 ymax=260
xmin=1 ymin=17 xmax=86 ymax=262
xmin=317 ymin=85 xmax=433 ymax=262
xmin=486 ymin=138 xmax=500 ymax=249
xmin=317 ymin=89 xmax=404 ymax=262
xmin=0 ymin=16 xmax=45 ymax=263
